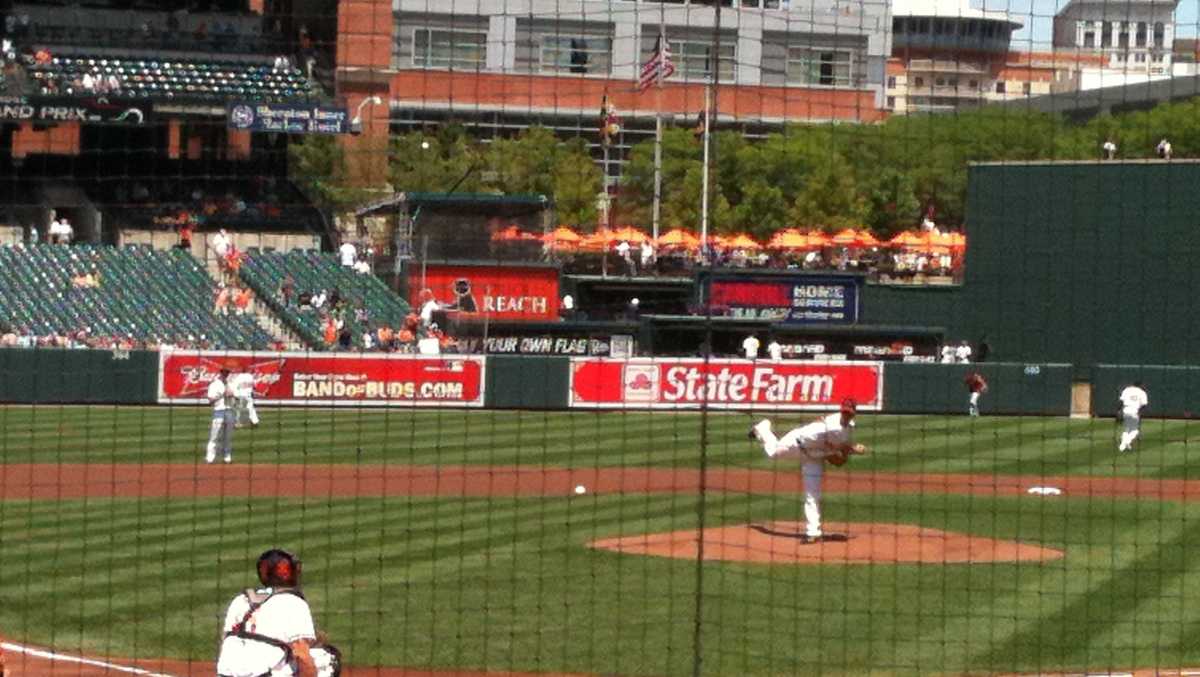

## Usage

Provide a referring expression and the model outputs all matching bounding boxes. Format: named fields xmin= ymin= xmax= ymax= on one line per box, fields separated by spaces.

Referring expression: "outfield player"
xmin=965 ymin=372 xmax=988 ymax=417
xmin=231 ymin=371 xmax=260 ymax=428
xmin=217 ymin=549 xmax=341 ymax=677
xmin=750 ymin=399 xmax=867 ymax=541
xmin=205 ymin=368 xmax=235 ymax=464
xmin=1117 ymin=381 xmax=1149 ymax=453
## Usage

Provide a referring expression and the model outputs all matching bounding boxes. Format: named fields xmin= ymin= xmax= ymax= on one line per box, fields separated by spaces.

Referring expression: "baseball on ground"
xmin=574 ymin=485 xmax=587 ymax=495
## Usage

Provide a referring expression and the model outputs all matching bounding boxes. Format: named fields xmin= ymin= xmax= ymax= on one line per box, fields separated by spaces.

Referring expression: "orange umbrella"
xmin=579 ymin=229 xmax=615 ymax=251
xmin=805 ymin=230 xmax=831 ymax=248
xmin=831 ymin=228 xmax=860 ymax=246
xmin=724 ymin=233 xmax=762 ymax=250
xmin=856 ymin=229 xmax=880 ymax=247
xmin=767 ymin=229 xmax=816 ymax=250
xmin=544 ymin=226 xmax=582 ymax=243
xmin=944 ymin=231 xmax=967 ymax=249
xmin=888 ymin=231 xmax=925 ymax=247
xmin=657 ymin=228 xmax=700 ymax=248
xmin=609 ymin=225 xmax=649 ymax=244
xmin=491 ymin=224 xmax=527 ymax=241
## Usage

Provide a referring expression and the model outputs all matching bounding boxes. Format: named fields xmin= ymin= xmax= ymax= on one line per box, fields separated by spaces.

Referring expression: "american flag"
xmin=638 ymin=36 xmax=675 ymax=91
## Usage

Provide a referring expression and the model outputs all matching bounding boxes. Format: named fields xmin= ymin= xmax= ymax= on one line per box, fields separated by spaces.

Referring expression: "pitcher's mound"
xmin=589 ymin=522 xmax=1063 ymax=565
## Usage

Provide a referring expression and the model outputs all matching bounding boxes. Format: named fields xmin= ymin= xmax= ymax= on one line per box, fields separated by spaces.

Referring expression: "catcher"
xmin=216 ymin=549 xmax=342 ymax=677
xmin=750 ymin=398 xmax=868 ymax=542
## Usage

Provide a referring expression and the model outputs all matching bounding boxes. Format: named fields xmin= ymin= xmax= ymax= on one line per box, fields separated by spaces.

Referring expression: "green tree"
xmin=287 ymin=134 xmax=375 ymax=209
xmin=553 ymin=139 xmax=603 ymax=227
xmin=788 ymin=153 xmax=864 ymax=230
xmin=485 ymin=127 xmax=561 ymax=196
xmin=389 ymin=127 xmax=486 ymax=193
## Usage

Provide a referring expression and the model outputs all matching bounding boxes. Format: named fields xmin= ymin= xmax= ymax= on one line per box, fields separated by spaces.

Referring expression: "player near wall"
xmin=1117 ymin=381 xmax=1149 ymax=453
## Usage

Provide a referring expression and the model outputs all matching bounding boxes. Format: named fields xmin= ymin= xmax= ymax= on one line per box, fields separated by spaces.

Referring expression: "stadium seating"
xmin=239 ymin=251 xmax=411 ymax=349
xmin=27 ymin=53 xmax=317 ymax=103
xmin=0 ymin=244 xmax=272 ymax=349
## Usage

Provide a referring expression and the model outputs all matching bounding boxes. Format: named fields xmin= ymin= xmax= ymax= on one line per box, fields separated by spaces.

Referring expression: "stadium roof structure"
xmin=891 ymin=0 xmax=1024 ymax=28
xmin=355 ymin=192 xmax=550 ymax=218
xmin=989 ymin=74 xmax=1200 ymax=120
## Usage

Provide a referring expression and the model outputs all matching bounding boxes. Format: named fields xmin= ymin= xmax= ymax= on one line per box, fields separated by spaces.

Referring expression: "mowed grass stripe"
xmin=8 ymin=406 xmax=1200 ymax=478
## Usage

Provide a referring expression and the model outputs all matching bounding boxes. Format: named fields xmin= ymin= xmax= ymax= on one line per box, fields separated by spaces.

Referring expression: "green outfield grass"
xmin=3 ymin=404 xmax=1199 ymax=676
xmin=1 ymin=405 xmax=1197 ymax=478
xmin=2 ymin=493 xmax=1200 ymax=676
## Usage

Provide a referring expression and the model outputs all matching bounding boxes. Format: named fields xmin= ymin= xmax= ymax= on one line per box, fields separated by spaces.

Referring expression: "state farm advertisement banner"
xmin=158 ymin=351 xmax=485 ymax=407
xmin=569 ymin=359 xmax=883 ymax=411
xmin=412 ymin=264 xmax=559 ymax=321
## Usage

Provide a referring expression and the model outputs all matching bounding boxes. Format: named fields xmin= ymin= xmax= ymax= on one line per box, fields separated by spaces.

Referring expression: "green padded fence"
xmin=0 ymin=348 xmax=158 ymax=404
xmin=484 ymin=355 xmax=570 ymax=410
xmin=1091 ymin=365 xmax=1200 ymax=419
xmin=882 ymin=362 xmax=1073 ymax=416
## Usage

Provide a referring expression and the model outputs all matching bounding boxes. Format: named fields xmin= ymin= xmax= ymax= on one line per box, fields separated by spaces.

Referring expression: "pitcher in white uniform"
xmin=1117 ymin=381 xmax=1149 ymax=453
xmin=750 ymin=398 xmax=867 ymax=541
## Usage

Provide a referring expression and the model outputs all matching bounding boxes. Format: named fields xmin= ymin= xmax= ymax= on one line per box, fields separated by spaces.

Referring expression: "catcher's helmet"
xmin=257 ymin=548 xmax=301 ymax=588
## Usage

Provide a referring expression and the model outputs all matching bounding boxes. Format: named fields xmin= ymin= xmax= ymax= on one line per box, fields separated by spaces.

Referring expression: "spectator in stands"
xmin=640 ymin=240 xmax=655 ymax=274
xmin=353 ymin=259 xmax=371 ymax=275
xmin=323 ymin=316 xmax=337 ymax=346
xmin=955 ymin=340 xmax=972 ymax=363
xmin=328 ymin=288 xmax=342 ymax=309
xmin=338 ymin=326 xmax=353 ymax=350
xmin=214 ymin=284 xmax=231 ymax=316
xmin=418 ymin=289 xmax=441 ymax=328
xmin=615 ymin=240 xmax=636 ymax=276
xmin=623 ymin=297 xmax=640 ymax=321
xmin=560 ymin=294 xmax=576 ymax=320
xmin=178 ymin=223 xmax=193 ymax=251
xmin=212 ymin=229 xmax=231 ymax=260
xmin=377 ymin=325 xmax=394 ymax=350
xmin=49 ymin=216 xmax=73 ymax=244
xmin=310 ymin=290 xmax=327 ymax=310
xmin=234 ymin=287 xmax=252 ymax=316
xmin=339 ymin=240 xmax=357 ymax=267
xmin=280 ymin=275 xmax=295 ymax=306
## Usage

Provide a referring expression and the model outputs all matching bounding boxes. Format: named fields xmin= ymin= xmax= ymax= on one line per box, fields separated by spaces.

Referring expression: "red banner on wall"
xmin=158 ymin=351 xmax=486 ymax=407
xmin=411 ymin=264 xmax=560 ymax=321
xmin=569 ymin=358 xmax=883 ymax=410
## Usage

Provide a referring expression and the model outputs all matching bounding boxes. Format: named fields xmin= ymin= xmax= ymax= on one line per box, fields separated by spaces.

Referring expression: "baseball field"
xmin=2 ymin=404 xmax=1200 ymax=676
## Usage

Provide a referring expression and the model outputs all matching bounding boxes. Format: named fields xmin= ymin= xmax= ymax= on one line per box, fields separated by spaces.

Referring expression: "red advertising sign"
xmin=158 ymin=351 xmax=485 ymax=407
xmin=569 ymin=358 xmax=883 ymax=410
xmin=411 ymin=264 xmax=559 ymax=321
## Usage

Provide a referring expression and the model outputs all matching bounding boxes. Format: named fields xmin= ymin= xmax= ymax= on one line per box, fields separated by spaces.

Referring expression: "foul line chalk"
xmin=1 ymin=641 xmax=177 ymax=677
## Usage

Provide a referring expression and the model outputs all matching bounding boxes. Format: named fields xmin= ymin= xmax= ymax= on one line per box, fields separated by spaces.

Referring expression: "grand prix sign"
xmin=569 ymin=359 xmax=882 ymax=410
xmin=158 ymin=351 xmax=485 ymax=407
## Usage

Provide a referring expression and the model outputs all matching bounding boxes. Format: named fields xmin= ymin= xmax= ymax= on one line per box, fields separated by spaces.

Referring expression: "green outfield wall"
xmin=484 ymin=355 xmax=570 ymax=409
xmin=965 ymin=161 xmax=1200 ymax=367
xmin=1091 ymin=365 xmax=1200 ymax=419
xmin=0 ymin=348 xmax=158 ymax=404
xmin=882 ymin=362 xmax=1073 ymax=416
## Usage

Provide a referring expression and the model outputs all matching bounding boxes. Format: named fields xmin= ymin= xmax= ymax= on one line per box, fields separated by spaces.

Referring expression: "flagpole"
xmin=700 ymin=84 xmax=710 ymax=253
xmin=652 ymin=18 xmax=665 ymax=244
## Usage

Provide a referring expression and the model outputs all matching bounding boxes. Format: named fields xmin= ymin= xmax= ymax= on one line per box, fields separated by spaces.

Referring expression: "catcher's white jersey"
xmin=216 ymin=590 xmax=315 ymax=677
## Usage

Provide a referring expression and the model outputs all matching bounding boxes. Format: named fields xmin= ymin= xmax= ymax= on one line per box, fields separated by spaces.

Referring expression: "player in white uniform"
xmin=205 ymin=369 xmax=235 ymax=464
xmin=232 ymin=372 xmax=260 ymax=428
xmin=216 ymin=549 xmax=341 ymax=677
xmin=1117 ymin=381 xmax=1149 ymax=453
xmin=750 ymin=399 xmax=867 ymax=541
xmin=742 ymin=334 xmax=761 ymax=360
xmin=766 ymin=337 xmax=783 ymax=362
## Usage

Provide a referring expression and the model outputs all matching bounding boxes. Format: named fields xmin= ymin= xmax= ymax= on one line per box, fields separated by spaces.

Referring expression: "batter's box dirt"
xmin=589 ymin=522 xmax=1065 ymax=565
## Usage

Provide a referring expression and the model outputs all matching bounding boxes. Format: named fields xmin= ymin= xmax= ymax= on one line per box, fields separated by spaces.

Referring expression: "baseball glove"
xmin=827 ymin=452 xmax=848 ymax=467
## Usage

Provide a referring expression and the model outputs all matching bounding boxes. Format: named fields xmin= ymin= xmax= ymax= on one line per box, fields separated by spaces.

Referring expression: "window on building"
xmin=887 ymin=75 xmax=896 ymax=88
xmin=540 ymin=35 xmax=612 ymax=75
xmin=1083 ymin=30 xmax=1095 ymax=48
xmin=1152 ymin=52 xmax=1164 ymax=62
xmin=934 ymin=20 xmax=946 ymax=35
xmin=1154 ymin=22 xmax=1165 ymax=45
xmin=886 ymin=95 xmax=895 ymax=108
xmin=1101 ymin=21 xmax=1112 ymax=47
xmin=995 ymin=81 xmax=1006 ymax=93
xmin=968 ymin=79 xmax=978 ymax=88
xmin=786 ymin=48 xmax=854 ymax=86
xmin=673 ymin=41 xmax=736 ymax=81
xmin=1134 ymin=52 xmax=1146 ymax=63
xmin=413 ymin=28 xmax=487 ymax=70
xmin=1022 ymin=82 xmax=1031 ymax=94
xmin=965 ymin=20 xmax=977 ymax=35
xmin=914 ymin=76 xmax=924 ymax=87
xmin=1136 ymin=22 xmax=1147 ymax=47
xmin=1118 ymin=22 xmax=1129 ymax=48
xmin=893 ymin=18 xmax=904 ymax=34
xmin=935 ymin=77 xmax=945 ymax=86
xmin=917 ymin=19 xmax=930 ymax=34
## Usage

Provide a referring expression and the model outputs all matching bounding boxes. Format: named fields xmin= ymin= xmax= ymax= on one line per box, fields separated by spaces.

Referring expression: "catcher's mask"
xmin=257 ymin=548 xmax=301 ymax=588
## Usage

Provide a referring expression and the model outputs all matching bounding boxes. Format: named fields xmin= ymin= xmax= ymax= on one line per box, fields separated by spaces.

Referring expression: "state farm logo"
xmin=622 ymin=364 xmax=659 ymax=403
xmin=175 ymin=357 xmax=285 ymax=397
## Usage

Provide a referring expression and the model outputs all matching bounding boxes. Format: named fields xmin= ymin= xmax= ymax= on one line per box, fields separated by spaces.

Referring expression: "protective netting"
xmin=1 ymin=0 xmax=1200 ymax=675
